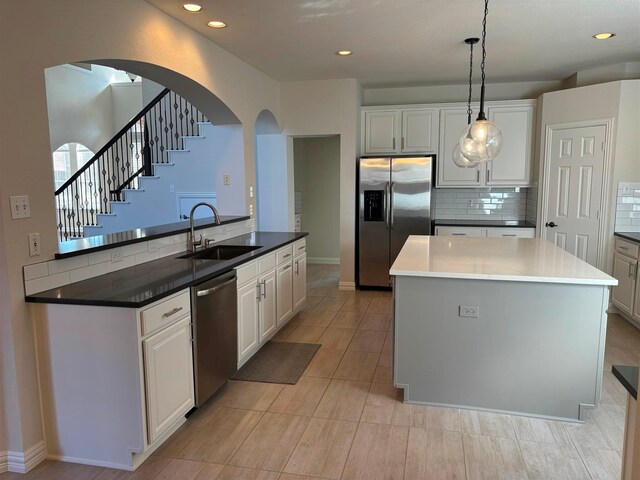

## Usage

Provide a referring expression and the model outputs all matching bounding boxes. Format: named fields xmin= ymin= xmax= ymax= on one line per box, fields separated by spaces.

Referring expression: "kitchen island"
xmin=390 ymin=236 xmax=617 ymax=421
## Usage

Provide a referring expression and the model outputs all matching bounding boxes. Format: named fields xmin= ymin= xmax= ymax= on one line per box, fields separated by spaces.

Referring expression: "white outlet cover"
xmin=28 ymin=233 xmax=41 ymax=256
xmin=111 ymin=248 xmax=123 ymax=263
xmin=223 ymin=174 xmax=231 ymax=185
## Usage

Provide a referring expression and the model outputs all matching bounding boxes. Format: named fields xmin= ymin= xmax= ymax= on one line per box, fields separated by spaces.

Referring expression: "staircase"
xmin=55 ymin=89 xmax=211 ymax=240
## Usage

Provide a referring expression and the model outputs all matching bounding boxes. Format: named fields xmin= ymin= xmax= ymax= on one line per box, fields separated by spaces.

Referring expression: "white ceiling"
xmin=146 ymin=0 xmax=640 ymax=87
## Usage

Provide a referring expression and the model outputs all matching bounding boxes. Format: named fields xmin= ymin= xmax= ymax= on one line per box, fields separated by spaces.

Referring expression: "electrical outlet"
xmin=28 ymin=233 xmax=41 ymax=256
xmin=459 ymin=305 xmax=479 ymax=318
xmin=10 ymin=195 xmax=31 ymax=219
xmin=223 ymin=174 xmax=231 ymax=186
xmin=111 ymin=248 xmax=123 ymax=263
xmin=467 ymin=199 xmax=474 ymax=207
xmin=169 ymin=184 xmax=175 ymax=193
xmin=249 ymin=186 xmax=254 ymax=198
xmin=249 ymin=204 xmax=254 ymax=215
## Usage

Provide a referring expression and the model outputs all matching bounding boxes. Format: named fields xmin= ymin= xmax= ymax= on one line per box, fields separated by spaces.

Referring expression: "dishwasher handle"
xmin=196 ymin=276 xmax=237 ymax=297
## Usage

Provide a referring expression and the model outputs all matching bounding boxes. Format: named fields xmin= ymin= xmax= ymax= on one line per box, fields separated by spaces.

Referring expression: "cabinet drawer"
xmin=258 ymin=253 xmax=276 ymax=274
xmin=293 ymin=239 xmax=306 ymax=257
xmin=434 ymin=226 xmax=485 ymax=237
xmin=276 ymin=245 xmax=294 ymax=265
xmin=486 ymin=228 xmax=535 ymax=238
xmin=616 ymin=237 xmax=639 ymax=259
xmin=236 ymin=260 xmax=258 ymax=286
xmin=141 ymin=291 xmax=191 ymax=337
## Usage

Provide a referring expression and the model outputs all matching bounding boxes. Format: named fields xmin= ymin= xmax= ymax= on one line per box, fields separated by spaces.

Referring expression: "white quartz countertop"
xmin=390 ymin=236 xmax=617 ymax=286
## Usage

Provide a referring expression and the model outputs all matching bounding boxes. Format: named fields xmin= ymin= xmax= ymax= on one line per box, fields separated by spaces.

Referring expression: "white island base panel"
xmin=393 ymin=275 xmax=609 ymax=421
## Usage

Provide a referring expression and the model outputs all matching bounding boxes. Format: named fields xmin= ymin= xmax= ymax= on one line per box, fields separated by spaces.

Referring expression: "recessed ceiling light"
xmin=207 ymin=20 xmax=227 ymax=28
xmin=182 ymin=3 xmax=202 ymax=13
xmin=336 ymin=50 xmax=353 ymax=56
xmin=593 ymin=32 xmax=615 ymax=40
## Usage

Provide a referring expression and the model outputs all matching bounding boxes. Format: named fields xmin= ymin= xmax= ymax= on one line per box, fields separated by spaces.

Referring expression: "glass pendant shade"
xmin=452 ymin=143 xmax=479 ymax=168
xmin=458 ymin=118 xmax=503 ymax=163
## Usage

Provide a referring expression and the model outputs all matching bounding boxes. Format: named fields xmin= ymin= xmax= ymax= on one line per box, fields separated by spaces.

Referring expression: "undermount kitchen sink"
xmin=178 ymin=245 xmax=262 ymax=261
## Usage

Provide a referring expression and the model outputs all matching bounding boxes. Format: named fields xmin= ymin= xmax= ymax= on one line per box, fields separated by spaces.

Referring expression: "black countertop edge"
xmin=27 ymin=232 xmax=308 ymax=309
xmin=55 ymin=215 xmax=251 ymax=259
xmin=433 ymin=219 xmax=537 ymax=228
xmin=612 ymin=364 xmax=638 ymax=400
xmin=614 ymin=231 xmax=640 ymax=244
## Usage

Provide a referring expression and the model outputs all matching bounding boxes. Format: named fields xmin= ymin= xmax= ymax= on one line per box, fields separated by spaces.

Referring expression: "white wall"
xmin=110 ymin=83 xmax=143 ymax=132
xmin=0 ymin=0 xmax=280 ymax=462
xmin=141 ymin=78 xmax=165 ymax=106
xmin=293 ymin=136 xmax=341 ymax=262
xmin=575 ymin=61 xmax=640 ymax=87
xmin=282 ymin=79 xmax=360 ymax=289
xmin=256 ymin=134 xmax=289 ymax=231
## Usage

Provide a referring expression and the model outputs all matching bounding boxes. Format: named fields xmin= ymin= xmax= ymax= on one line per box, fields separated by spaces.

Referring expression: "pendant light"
xmin=458 ymin=0 xmax=503 ymax=164
xmin=453 ymin=37 xmax=480 ymax=168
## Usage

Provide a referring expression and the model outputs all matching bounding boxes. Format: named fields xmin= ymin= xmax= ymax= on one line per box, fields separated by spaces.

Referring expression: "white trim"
xmin=538 ymin=118 xmax=614 ymax=271
xmin=307 ymin=257 xmax=339 ymax=265
xmin=7 ymin=441 xmax=46 ymax=473
xmin=339 ymin=281 xmax=356 ymax=291
xmin=46 ymin=453 xmax=135 ymax=472
xmin=0 ymin=451 xmax=7 ymax=473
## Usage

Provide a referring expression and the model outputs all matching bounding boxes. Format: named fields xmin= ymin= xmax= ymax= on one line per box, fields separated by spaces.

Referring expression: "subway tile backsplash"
xmin=616 ymin=182 xmax=640 ymax=232
xmin=433 ymin=187 xmax=528 ymax=221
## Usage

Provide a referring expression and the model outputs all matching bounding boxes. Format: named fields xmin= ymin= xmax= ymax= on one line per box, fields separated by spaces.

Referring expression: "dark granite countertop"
xmin=434 ymin=219 xmax=536 ymax=228
xmin=28 ymin=232 xmax=307 ymax=308
xmin=56 ymin=215 xmax=250 ymax=259
xmin=612 ymin=364 xmax=638 ymax=400
xmin=615 ymin=232 xmax=640 ymax=244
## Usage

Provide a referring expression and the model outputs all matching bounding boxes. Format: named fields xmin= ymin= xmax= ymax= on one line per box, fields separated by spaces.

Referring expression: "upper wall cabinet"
xmin=437 ymin=107 xmax=481 ymax=187
xmin=363 ymin=108 xmax=437 ymax=155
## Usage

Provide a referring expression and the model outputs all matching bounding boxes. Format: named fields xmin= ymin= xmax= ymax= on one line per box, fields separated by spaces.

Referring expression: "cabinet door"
xmin=237 ymin=281 xmax=260 ymax=362
xmin=401 ymin=109 xmax=436 ymax=153
xmin=437 ymin=108 xmax=481 ymax=187
xmin=259 ymin=270 xmax=277 ymax=342
xmin=293 ymin=254 xmax=307 ymax=312
xmin=143 ymin=316 xmax=195 ymax=444
xmin=434 ymin=226 xmax=486 ymax=237
xmin=612 ymin=253 xmax=637 ymax=315
xmin=486 ymin=104 xmax=534 ymax=186
xmin=364 ymin=110 xmax=400 ymax=154
xmin=277 ymin=261 xmax=294 ymax=327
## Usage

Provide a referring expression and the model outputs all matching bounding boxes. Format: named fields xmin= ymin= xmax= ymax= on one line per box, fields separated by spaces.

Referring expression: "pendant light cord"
xmin=478 ymin=0 xmax=489 ymax=120
xmin=467 ymin=42 xmax=474 ymax=124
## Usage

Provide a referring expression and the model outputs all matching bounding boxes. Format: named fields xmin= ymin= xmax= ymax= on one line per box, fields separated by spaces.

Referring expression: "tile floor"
xmin=2 ymin=264 xmax=633 ymax=479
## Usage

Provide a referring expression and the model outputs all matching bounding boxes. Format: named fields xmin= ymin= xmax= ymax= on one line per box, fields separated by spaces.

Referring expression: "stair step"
xmin=166 ymin=149 xmax=190 ymax=153
xmin=153 ymin=163 xmax=176 ymax=169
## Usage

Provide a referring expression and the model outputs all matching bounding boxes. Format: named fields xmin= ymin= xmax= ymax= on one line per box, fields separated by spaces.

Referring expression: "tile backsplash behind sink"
xmin=616 ymin=182 xmax=640 ymax=232
xmin=433 ymin=187 xmax=528 ymax=221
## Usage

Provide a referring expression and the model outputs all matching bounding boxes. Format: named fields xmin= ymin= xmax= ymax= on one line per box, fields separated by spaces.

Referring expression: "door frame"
xmin=538 ymin=118 xmax=614 ymax=270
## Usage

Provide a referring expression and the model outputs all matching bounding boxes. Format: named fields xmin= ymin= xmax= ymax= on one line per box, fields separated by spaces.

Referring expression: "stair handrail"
xmin=54 ymin=88 xmax=170 ymax=195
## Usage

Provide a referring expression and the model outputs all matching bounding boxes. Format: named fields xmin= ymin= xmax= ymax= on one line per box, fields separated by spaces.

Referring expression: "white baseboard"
xmin=7 ymin=440 xmax=46 ymax=473
xmin=307 ymin=257 xmax=339 ymax=265
xmin=339 ymin=281 xmax=356 ymax=291
xmin=0 ymin=450 xmax=7 ymax=473
xmin=46 ymin=453 xmax=135 ymax=472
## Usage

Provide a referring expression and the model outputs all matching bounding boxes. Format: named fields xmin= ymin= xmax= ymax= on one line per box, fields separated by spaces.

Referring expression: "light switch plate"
xmin=459 ymin=305 xmax=479 ymax=318
xmin=223 ymin=174 xmax=231 ymax=186
xmin=10 ymin=195 xmax=31 ymax=219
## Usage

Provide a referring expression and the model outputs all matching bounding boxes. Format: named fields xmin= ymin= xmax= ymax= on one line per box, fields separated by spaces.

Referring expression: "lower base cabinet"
xmin=237 ymin=280 xmax=260 ymax=362
xmin=259 ymin=269 xmax=277 ymax=342
xmin=434 ymin=226 xmax=535 ymax=238
xmin=277 ymin=261 xmax=294 ymax=327
xmin=293 ymin=253 xmax=307 ymax=311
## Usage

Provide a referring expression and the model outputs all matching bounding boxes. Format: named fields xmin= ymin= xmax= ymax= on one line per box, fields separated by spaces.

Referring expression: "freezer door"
xmin=359 ymin=157 xmax=391 ymax=287
xmin=390 ymin=156 xmax=432 ymax=264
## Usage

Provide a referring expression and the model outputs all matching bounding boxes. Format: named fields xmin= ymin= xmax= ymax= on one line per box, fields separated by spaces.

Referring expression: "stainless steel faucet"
xmin=189 ymin=202 xmax=221 ymax=252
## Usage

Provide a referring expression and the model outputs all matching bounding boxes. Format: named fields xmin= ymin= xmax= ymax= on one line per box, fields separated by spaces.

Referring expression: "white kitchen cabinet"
xmin=258 ymin=269 xmax=277 ymax=342
xmin=486 ymin=104 xmax=534 ymax=187
xmin=486 ymin=227 xmax=535 ymax=238
xmin=434 ymin=226 xmax=486 ymax=237
xmin=612 ymin=252 xmax=637 ymax=316
xmin=401 ymin=108 xmax=437 ymax=153
xmin=364 ymin=110 xmax=399 ymax=154
xmin=293 ymin=253 xmax=307 ymax=312
xmin=277 ymin=261 xmax=294 ymax=327
xmin=435 ymin=226 xmax=536 ymax=238
xmin=143 ymin=315 xmax=195 ymax=444
xmin=237 ymin=280 xmax=260 ymax=361
xmin=437 ymin=107 xmax=481 ymax=187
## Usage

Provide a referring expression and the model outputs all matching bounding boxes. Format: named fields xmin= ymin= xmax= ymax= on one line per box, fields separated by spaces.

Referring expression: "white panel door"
xmin=545 ymin=125 xmax=606 ymax=266
xmin=258 ymin=269 xmax=277 ymax=342
xmin=401 ymin=109 xmax=436 ymax=153
xmin=237 ymin=281 xmax=259 ymax=361
xmin=277 ymin=261 xmax=294 ymax=327
xmin=437 ymin=108 xmax=481 ymax=187
xmin=612 ymin=253 xmax=636 ymax=315
xmin=365 ymin=110 xmax=399 ymax=154
xmin=486 ymin=104 xmax=534 ymax=186
xmin=143 ymin=316 xmax=195 ymax=444
xmin=293 ymin=254 xmax=307 ymax=312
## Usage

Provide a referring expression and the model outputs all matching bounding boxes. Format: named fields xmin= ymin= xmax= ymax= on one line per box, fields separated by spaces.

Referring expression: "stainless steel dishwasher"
xmin=191 ymin=270 xmax=238 ymax=406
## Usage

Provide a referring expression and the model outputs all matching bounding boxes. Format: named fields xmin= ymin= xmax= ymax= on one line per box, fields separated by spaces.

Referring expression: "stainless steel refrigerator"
xmin=358 ymin=156 xmax=433 ymax=288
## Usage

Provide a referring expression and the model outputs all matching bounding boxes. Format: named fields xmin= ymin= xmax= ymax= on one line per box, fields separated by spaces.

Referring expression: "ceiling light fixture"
xmin=207 ymin=20 xmax=227 ymax=28
xmin=458 ymin=0 xmax=503 ymax=164
xmin=182 ymin=3 xmax=203 ymax=13
xmin=336 ymin=50 xmax=353 ymax=56
xmin=593 ymin=32 xmax=615 ymax=40
xmin=453 ymin=38 xmax=480 ymax=168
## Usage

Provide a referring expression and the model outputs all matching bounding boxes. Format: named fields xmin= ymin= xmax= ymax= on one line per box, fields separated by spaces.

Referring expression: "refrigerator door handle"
xmin=390 ymin=181 xmax=396 ymax=229
xmin=384 ymin=181 xmax=390 ymax=229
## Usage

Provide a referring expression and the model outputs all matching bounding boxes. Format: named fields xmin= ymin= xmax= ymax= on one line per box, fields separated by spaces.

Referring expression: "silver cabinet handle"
xmin=401 ymin=137 xmax=405 ymax=150
xmin=502 ymin=234 xmax=517 ymax=237
xmin=295 ymin=260 xmax=299 ymax=275
xmin=476 ymin=169 xmax=480 ymax=183
xmin=486 ymin=168 xmax=490 ymax=183
xmin=451 ymin=233 xmax=466 ymax=236
xmin=261 ymin=280 xmax=266 ymax=299
xmin=162 ymin=307 xmax=183 ymax=318
xmin=283 ymin=253 xmax=292 ymax=259
xmin=392 ymin=137 xmax=396 ymax=150
xmin=283 ymin=264 xmax=291 ymax=271
xmin=630 ymin=263 xmax=636 ymax=278
xmin=298 ymin=245 xmax=305 ymax=251
xmin=196 ymin=277 xmax=237 ymax=297
xmin=619 ymin=246 xmax=629 ymax=251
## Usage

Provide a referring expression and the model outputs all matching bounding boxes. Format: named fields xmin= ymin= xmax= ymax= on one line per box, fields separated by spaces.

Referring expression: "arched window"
xmin=52 ymin=143 xmax=94 ymax=190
